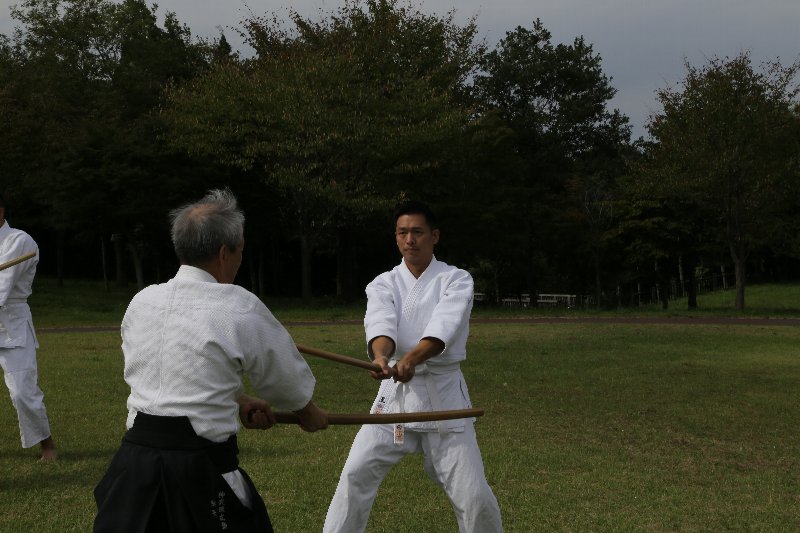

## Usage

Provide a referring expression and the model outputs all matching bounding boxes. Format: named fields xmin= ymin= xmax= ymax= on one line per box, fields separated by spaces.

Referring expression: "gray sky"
xmin=2 ymin=0 xmax=798 ymax=139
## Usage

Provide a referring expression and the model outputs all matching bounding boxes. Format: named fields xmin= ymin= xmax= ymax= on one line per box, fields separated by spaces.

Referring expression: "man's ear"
xmin=432 ymin=229 xmax=440 ymax=245
xmin=209 ymin=245 xmax=228 ymax=273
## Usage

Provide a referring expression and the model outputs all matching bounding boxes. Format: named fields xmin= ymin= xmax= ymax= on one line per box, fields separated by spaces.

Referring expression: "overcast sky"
xmin=2 ymin=0 xmax=798 ymax=138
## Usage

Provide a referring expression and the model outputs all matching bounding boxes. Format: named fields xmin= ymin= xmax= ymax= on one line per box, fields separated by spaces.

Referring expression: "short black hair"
xmin=0 ymin=192 xmax=5 ymax=209
xmin=393 ymin=201 xmax=438 ymax=230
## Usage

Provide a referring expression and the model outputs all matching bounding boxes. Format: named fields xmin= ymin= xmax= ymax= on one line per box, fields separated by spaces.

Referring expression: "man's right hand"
xmin=370 ymin=355 xmax=394 ymax=380
xmin=368 ymin=336 xmax=396 ymax=380
xmin=293 ymin=400 xmax=329 ymax=432
xmin=237 ymin=394 xmax=276 ymax=430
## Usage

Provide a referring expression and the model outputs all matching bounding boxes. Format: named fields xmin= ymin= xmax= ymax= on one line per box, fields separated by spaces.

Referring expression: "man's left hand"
xmin=393 ymin=358 xmax=416 ymax=383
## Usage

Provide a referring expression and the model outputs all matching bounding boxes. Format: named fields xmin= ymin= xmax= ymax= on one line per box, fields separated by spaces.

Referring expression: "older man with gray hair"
xmin=94 ymin=188 xmax=327 ymax=533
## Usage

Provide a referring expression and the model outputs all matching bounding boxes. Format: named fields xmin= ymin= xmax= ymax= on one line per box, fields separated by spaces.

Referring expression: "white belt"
xmin=414 ymin=361 xmax=461 ymax=375
xmin=394 ymin=360 xmax=461 ymax=433
xmin=390 ymin=359 xmax=461 ymax=376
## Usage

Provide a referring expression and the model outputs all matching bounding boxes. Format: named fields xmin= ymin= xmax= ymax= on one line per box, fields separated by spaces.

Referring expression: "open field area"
xmin=1 ymin=281 xmax=799 ymax=531
xmin=26 ymin=278 xmax=800 ymax=328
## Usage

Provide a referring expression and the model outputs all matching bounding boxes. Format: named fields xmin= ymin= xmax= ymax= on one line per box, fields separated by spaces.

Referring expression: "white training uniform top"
xmin=0 ymin=220 xmax=39 ymax=350
xmin=123 ymin=265 xmax=315 ymax=443
xmin=364 ymin=256 xmax=474 ymax=431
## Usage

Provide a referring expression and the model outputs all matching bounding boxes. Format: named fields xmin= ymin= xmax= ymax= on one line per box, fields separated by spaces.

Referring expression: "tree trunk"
xmin=300 ymin=234 xmax=313 ymax=302
xmin=258 ymin=248 xmax=266 ymax=300
xmin=112 ymin=234 xmax=128 ymax=288
xmin=683 ymin=252 xmax=698 ymax=309
xmin=492 ymin=267 xmax=500 ymax=305
xmin=728 ymin=239 xmax=747 ymax=310
xmin=129 ymin=243 xmax=145 ymax=291
xmin=248 ymin=247 xmax=259 ymax=296
xmin=101 ymin=238 xmax=109 ymax=292
xmin=336 ymin=227 xmax=357 ymax=300
xmin=269 ymin=237 xmax=280 ymax=297
xmin=593 ymin=249 xmax=602 ymax=309
xmin=654 ymin=260 xmax=668 ymax=309
xmin=56 ymin=228 xmax=65 ymax=287
xmin=734 ymin=256 xmax=746 ymax=310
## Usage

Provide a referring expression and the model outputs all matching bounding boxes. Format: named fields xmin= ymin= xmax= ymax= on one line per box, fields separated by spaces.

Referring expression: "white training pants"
xmin=323 ymin=422 xmax=503 ymax=533
xmin=0 ymin=340 xmax=51 ymax=449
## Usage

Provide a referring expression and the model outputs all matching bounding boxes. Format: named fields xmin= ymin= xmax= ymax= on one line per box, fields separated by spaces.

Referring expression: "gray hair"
xmin=169 ymin=188 xmax=245 ymax=266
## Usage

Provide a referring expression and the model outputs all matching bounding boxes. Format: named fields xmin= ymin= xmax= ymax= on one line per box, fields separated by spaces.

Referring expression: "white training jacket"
xmin=364 ymin=257 xmax=475 ymax=431
xmin=0 ymin=221 xmax=39 ymax=350
xmin=123 ymin=265 xmax=316 ymax=442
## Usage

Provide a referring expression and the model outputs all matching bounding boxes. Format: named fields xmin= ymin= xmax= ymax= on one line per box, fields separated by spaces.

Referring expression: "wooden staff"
xmin=273 ymin=408 xmax=484 ymax=425
xmin=0 ymin=251 xmax=36 ymax=273
xmin=296 ymin=343 xmax=386 ymax=374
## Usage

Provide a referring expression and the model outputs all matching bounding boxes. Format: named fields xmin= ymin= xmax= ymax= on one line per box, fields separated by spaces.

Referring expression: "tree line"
xmin=1 ymin=0 xmax=798 ymax=309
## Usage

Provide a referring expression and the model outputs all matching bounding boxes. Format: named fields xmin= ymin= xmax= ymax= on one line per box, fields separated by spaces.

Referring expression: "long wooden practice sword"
xmin=273 ymin=408 xmax=484 ymax=425
xmin=296 ymin=343 xmax=387 ymax=374
xmin=291 ymin=345 xmax=485 ymax=424
xmin=0 ymin=251 xmax=36 ymax=273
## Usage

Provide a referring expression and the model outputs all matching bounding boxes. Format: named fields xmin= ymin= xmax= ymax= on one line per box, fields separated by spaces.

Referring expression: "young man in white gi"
xmin=94 ymin=189 xmax=328 ymax=532
xmin=0 ymin=194 xmax=56 ymax=461
xmin=324 ymin=201 xmax=503 ymax=533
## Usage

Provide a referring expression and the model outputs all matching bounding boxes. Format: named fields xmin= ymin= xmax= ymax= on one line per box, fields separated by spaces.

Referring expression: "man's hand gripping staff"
xmin=284 ymin=341 xmax=485 ymax=426
xmin=239 ymin=393 xmax=329 ymax=432
xmin=296 ymin=343 xmax=397 ymax=380
xmin=377 ymin=336 xmax=446 ymax=383
xmin=297 ymin=335 xmax=445 ymax=384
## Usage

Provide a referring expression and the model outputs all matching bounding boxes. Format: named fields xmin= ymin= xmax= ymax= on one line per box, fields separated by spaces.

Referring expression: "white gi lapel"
xmin=399 ymin=259 xmax=427 ymax=321
xmin=399 ymin=258 xmax=441 ymax=335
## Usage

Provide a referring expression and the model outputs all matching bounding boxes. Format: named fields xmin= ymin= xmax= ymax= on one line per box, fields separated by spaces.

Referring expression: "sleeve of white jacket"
xmin=364 ymin=273 xmax=398 ymax=355
xmin=241 ymin=303 xmax=316 ymax=412
xmin=422 ymin=269 xmax=474 ymax=348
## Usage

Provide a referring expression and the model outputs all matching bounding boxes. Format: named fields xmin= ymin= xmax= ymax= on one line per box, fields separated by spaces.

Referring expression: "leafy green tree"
xmin=473 ymin=19 xmax=631 ymax=301
xmin=1 ymin=0 xmax=216 ymax=288
xmin=162 ymin=0 xmax=482 ymax=299
xmin=0 ymin=35 xmax=24 ymax=190
xmin=1 ymin=0 xmax=118 ymax=281
xmin=640 ymin=53 xmax=800 ymax=309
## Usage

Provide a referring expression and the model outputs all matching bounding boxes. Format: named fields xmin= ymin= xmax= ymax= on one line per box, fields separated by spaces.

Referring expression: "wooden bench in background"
xmin=536 ymin=293 xmax=577 ymax=308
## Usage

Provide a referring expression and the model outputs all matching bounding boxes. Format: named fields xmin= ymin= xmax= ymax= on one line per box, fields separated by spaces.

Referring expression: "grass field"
xmin=27 ymin=278 xmax=800 ymax=328
xmin=1 ymin=280 xmax=799 ymax=531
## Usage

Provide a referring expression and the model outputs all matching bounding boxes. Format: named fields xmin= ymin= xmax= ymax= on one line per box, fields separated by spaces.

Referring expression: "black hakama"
xmin=94 ymin=413 xmax=273 ymax=532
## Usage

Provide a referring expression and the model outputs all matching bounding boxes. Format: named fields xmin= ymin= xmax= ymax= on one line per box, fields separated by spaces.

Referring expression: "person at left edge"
xmin=0 ymin=192 xmax=57 ymax=461
xmin=94 ymin=188 xmax=328 ymax=532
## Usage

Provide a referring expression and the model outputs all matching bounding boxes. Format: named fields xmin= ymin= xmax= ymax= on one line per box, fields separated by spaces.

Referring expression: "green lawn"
xmin=1 ymin=280 xmax=798 ymax=531
xmin=27 ymin=278 xmax=800 ymax=329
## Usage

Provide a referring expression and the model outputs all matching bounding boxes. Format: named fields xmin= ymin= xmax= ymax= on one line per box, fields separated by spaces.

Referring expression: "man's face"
xmin=395 ymin=214 xmax=439 ymax=269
